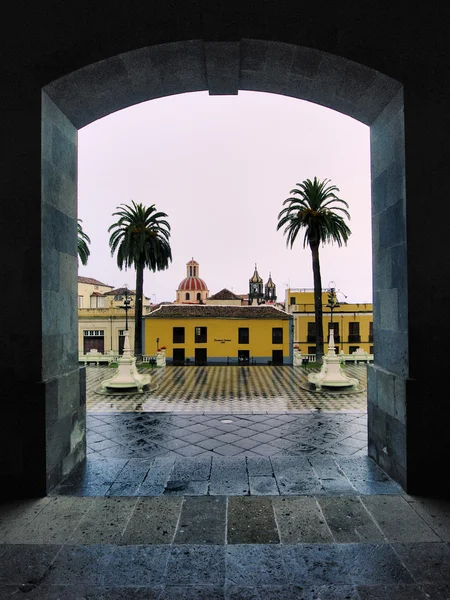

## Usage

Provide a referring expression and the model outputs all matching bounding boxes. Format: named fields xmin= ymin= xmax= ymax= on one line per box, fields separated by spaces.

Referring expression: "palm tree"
xmin=277 ymin=177 xmax=351 ymax=362
xmin=77 ymin=219 xmax=91 ymax=266
xmin=108 ymin=201 xmax=172 ymax=358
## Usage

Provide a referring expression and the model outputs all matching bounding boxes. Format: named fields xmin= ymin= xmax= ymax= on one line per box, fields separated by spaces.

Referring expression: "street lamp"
xmin=120 ymin=284 xmax=133 ymax=331
xmin=326 ymin=282 xmax=340 ymax=325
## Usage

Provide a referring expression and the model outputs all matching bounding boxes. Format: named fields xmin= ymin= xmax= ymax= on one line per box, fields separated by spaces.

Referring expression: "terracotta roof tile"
xmin=77 ymin=276 xmax=111 ymax=287
xmin=145 ymin=304 xmax=291 ymax=320
xmin=208 ymin=288 xmax=242 ymax=300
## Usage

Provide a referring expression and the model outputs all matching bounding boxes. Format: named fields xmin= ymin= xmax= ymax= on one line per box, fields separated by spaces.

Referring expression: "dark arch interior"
xmin=4 ymin=3 xmax=450 ymax=498
xmin=39 ymin=40 xmax=407 ymax=494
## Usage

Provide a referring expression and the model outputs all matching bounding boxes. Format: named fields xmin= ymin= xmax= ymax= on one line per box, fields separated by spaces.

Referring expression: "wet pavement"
xmin=86 ymin=364 xmax=367 ymax=412
xmin=2 ymin=365 xmax=450 ymax=598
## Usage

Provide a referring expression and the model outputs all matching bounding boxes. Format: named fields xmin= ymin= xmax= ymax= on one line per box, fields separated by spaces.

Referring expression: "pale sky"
xmin=78 ymin=91 xmax=372 ymax=305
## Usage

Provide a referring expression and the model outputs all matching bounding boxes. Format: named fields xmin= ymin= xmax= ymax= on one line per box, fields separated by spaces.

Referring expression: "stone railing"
xmin=78 ymin=350 xmax=119 ymax=365
xmin=142 ymin=350 xmax=166 ymax=367
xmin=339 ymin=350 xmax=374 ymax=364
xmin=293 ymin=349 xmax=373 ymax=366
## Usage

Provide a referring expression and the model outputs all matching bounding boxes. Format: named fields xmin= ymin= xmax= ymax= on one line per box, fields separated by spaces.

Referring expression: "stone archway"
xmin=38 ymin=39 xmax=407 ymax=494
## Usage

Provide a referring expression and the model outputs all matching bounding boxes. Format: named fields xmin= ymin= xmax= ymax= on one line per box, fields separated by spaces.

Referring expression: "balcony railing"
xmin=348 ymin=334 xmax=361 ymax=343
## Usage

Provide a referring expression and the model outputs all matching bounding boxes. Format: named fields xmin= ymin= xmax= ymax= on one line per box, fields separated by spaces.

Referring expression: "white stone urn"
xmin=293 ymin=348 xmax=303 ymax=366
xmin=156 ymin=349 xmax=166 ymax=367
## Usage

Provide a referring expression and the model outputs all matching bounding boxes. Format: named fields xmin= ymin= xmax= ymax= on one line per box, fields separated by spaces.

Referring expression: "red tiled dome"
xmin=178 ymin=277 xmax=208 ymax=291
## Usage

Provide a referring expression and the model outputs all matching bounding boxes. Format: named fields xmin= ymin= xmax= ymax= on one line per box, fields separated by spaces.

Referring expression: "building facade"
xmin=285 ymin=288 xmax=373 ymax=356
xmin=78 ymin=277 xmax=152 ymax=355
xmin=144 ymin=304 xmax=293 ymax=365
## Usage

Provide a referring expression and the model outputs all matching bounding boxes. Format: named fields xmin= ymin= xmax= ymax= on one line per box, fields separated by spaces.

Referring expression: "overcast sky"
xmin=78 ymin=90 xmax=371 ymax=304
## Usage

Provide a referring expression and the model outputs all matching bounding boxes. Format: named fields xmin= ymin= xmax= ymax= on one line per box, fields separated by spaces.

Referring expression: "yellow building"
xmin=285 ymin=288 xmax=373 ymax=355
xmin=144 ymin=304 xmax=293 ymax=365
xmin=78 ymin=277 xmax=152 ymax=355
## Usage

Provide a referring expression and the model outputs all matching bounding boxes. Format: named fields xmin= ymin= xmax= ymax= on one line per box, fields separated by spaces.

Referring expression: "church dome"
xmin=178 ymin=276 xmax=209 ymax=291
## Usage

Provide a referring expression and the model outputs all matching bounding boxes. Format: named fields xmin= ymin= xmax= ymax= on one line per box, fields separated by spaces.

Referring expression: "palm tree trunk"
xmin=310 ymin=241 xmax=324 ymax=362
xmin=134 ymin=260 xmax=144 ymax=360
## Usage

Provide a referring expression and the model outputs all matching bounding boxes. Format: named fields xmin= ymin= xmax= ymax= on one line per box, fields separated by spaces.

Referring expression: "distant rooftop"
xmin=146 ymin=305 xmax=291 ymax=320
xmin=208 ymin=288 xmax=242 ymax=301
xmin=78 ymin=276 xmax=112 ymax=287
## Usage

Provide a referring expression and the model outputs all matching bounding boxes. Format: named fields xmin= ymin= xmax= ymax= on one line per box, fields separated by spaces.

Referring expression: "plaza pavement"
xmin=1 ymin=365 xmax=449 ymax=599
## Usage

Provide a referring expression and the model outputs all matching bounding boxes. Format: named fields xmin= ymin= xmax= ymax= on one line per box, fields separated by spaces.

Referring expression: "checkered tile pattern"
xmin=86 ymin=364 xmax=367 ymax=413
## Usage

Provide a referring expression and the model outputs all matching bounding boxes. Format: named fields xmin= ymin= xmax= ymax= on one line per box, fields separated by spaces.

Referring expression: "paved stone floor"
xmin=2 ymin=365 xmax=450 ymax=598
xmin=86 ymin=364 xmax=367 ymax=413
xmin=1 ymin=494 xmax=450 ymax=599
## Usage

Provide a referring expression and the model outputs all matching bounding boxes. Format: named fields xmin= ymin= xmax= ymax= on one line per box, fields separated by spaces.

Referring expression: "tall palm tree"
xmin=277 ymin=177 xmax=351 ymax=362
xmin=77 ymin=219 xmax=91 ymax=266
xmin=108 ymin=201 xmax=172 ymax=358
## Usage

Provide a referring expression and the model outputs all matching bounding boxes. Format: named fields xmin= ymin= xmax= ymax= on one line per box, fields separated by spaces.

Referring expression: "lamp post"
xmin=120 ymin=285 xmax=133 ymax=331
xmin=326 ymin=281 xmax=340 ymax=346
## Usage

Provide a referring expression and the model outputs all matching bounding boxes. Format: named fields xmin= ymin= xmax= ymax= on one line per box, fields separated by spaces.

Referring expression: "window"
xmin=349 ymin=346 xmax=360 ymax=353
xmin=186 ymin=292 xmax=190 ymax=300
xmin=189 ymin=266 xmax=192 ymax=276
xmin=90 ymin=295 xmax=105 ymax=308
xmin=307 ymin=322 xmax=316 ymax=342
xmin=348 ymin=322 xmax=361 ymax=343
xmin=369 ymin=322 xmax=373 ymax=342
xmin=238 ymin=328 xmax=249 ymax=344
xmin=83 ymin=330 xmax=104 ymax=336
xmin=119 ymin=330 xmax=125 ymax=336
xmin=173 ymin=327 xmax=185 ymax=343
xmin=327 ymin=322 xmax=340 ymax=342
xmin=272 ymin=327 xmax=283 ymax=344
xmin=290 ymin=296 xmax=296 ymax=305
xmin=195 ymin=326 xmax=207 ymax=343
xmin=196 ymin=292 xmax=201 ymax=300
xmin=114 ymin=294 xmax=123 ymax=301
xmin=78 ymin=296 xmax=83 ymax=308
xmin=308 ymin=346 xmax=316 ymax=355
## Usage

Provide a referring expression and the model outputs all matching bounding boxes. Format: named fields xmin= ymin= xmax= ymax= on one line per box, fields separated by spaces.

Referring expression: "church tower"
xmin=248 ymin=264 xmax=264 ymax=305
xmin=265 ymin=272 xmax=277 ymax=302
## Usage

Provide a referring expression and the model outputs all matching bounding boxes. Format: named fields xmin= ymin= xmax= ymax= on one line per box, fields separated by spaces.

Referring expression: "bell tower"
xmin=248 ymin=264 xmax=264 ymax=305
xmin=265 ymin=272 xmax=277 ymax=302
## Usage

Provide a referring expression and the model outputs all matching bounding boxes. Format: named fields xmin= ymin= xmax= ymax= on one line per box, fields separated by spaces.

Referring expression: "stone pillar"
xmin=0 ymin=89 xmax=85 ymax=497
xmin=369 ymin=79 xmax=450 ymax=494
xmin=368 ymin=88 xmax=408 ymax=488
xmin=42 ymin=93 xmax=86 ymax=492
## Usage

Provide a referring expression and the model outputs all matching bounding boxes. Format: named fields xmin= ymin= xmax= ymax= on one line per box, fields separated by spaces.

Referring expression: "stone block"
xmin=68 ymin=497 xmax=137 ymax=544
xmin=42 ymin=92 xmax=77 ymax=145
xmin=174 ymin=496 xmax=226 ymax=544
xmin=205 ymin=41 xmax=240 ymax=95
xmin=166 ymin=545 xmax=225 ymax=585
xmin=50 ymin=123 xmax=77 ymax=183
xmin=273 ymin=497 xmax=333 ymax=543
xmin=375 ymin=367 xmax=395 ymax=418
xmin=121 ymin=497 xmax=182 ymax=544
xmin=374 ymin=330 xmax=408 ymax=377
xmin=379 ymin=202 xmax=406 ymax=250
xmin=318 ymin=497 xmax=384 ymax=543
xmin=361 ymin=496 xmax=440 ymax=542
